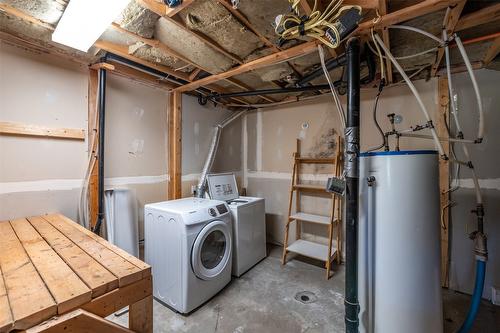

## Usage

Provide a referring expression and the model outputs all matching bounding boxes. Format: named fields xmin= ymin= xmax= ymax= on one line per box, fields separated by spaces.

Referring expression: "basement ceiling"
xmin=0 ymin=0 xmax=499 ymax=106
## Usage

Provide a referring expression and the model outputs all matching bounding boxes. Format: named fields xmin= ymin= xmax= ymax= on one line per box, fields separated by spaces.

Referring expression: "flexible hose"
xmin=373 ymin=33 xmax=446 ymax=158
xmin=318 ymin=45 xmax=346 ymax=128
xmin=454 ymin=34 xmax=484 ymax=142
xmin=457 ymin=260 xmax=486 ymax=333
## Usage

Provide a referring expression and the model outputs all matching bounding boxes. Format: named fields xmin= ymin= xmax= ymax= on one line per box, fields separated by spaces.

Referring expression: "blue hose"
xmin=457 ymin=260 xmax=486 ymax=333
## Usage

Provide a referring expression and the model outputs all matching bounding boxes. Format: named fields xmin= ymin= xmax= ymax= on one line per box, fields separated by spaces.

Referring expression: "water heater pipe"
xmin=196 ymin=111 xmax=246 ymax=198
xmin=344 ymin=37 xmax=361 ymax=333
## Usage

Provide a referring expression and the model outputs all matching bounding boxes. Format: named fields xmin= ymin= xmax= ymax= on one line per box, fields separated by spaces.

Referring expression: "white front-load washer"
xmin=144 ymin=197 xmax=232 ymax=314
xmin=207 ymin=173 xmax=267 ymax=277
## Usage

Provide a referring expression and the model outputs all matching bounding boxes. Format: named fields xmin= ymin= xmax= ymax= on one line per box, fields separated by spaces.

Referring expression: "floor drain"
xmin=295 ymin=291 xmax=317 ymax=304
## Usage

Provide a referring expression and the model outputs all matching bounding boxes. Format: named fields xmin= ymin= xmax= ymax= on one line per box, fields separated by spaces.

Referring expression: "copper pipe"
xmin=450 ymin=31 xmax=500 ymax=48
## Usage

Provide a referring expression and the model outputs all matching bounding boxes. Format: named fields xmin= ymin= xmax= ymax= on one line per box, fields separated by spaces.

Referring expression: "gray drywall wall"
xmin=104 ymin=74 xmax=169 ymax=239
xmin=181 ymin=94 xmax=242 ymax=196
xmin=0 ymin=42 xmax=87 ymax=220
xmin=448 ymin=69 xmax=500 ymax=300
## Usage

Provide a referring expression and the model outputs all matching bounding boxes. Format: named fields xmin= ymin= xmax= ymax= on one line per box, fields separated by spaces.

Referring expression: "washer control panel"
xmin=208 ymin=208 xmax=217 ymax=217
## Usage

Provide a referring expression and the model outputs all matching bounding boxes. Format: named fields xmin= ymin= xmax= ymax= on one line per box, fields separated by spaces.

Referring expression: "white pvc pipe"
xmin=374 ymin=34 xmax=446 ymax=158
xmin=454 ymin=34 xmax=484 ymax=141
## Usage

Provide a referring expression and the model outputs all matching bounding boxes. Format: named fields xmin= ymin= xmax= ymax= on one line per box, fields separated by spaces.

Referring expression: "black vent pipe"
xmin=344 ymin=37 xmax=360 ymax=333
xmin=93 ymin=67 xmax=107 ymax=235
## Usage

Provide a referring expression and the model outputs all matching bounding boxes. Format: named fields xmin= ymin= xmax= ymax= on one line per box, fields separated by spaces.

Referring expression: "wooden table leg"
xmin=129 ymin=295 xmax=153 ymax=333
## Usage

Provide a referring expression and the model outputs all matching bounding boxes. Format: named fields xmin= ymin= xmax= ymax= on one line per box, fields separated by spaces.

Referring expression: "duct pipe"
xmin=344 ymin=37 xmax=361 ymax=333
xmin=93 ymin=67 xmax=107 ymax=235
xmin=196 ymin=111 xmax=246 ymax=198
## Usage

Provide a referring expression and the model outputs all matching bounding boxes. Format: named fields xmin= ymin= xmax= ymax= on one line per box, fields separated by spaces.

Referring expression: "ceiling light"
xmin=52 ymin=0 xmax=131 ymax=52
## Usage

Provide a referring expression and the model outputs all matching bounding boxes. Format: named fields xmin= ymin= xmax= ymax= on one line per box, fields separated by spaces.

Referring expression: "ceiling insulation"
xmin=1 ymin=0 xmax=63 ymax=25
xmin=117 ymin=1 xmax=159 ymax=39
xmin=180 ymin=0 xmax=264 ymax=60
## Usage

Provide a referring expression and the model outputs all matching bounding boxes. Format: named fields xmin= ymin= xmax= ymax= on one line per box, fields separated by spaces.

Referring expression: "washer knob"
xmin=208 ymin=208 xmax=217 ymax=217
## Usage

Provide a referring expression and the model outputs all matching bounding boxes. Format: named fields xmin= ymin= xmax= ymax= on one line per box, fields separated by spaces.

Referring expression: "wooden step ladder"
xmin=282 ymin=136 xmax=343 ymax=279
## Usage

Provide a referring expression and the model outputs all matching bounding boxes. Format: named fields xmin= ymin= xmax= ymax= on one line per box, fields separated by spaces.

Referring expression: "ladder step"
xmin=286 ymin=239 xmax=337 ymax=262
xmin=290 ymin=212 xmax=332 ymax=225
xmin=293 ymin=184 xmax=327 ymax=192
xmin=296 ymin=158 xmax=335 ymax=164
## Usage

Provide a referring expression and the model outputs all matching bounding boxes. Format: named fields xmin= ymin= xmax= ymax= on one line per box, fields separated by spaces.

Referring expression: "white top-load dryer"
xmin=144 ymin=198 xmax=232 ymax=313
xmin=207 ymin=173 xmax=266 ymax=277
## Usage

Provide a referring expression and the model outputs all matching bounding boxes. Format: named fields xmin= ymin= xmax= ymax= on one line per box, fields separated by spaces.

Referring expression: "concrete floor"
xmin=110 ymin=245 xmax=499 ymax=333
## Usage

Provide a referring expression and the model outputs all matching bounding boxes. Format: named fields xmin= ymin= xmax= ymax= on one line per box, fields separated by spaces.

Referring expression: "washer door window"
xmin=192 ymin=220 xmax=231 ymax=280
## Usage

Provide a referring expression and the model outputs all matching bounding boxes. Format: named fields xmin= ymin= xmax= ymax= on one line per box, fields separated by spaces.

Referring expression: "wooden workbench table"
xmin=0 ymin=214 xmax=152 ymax=332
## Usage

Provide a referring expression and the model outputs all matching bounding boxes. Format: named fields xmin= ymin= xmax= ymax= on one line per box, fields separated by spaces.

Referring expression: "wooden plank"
xmin=431 ymin=1 xmax=466 ymax=77
xmin=0 ymin=264 xmax=13 ymax=332
xmin=81 ymin=276 xmax=152 ymax=318
xmin=0 ymin=121 xmax=85 ymax=140
xmin=455 ymin=3 xmax=500 ymax=32
xmin=437 ymin=77 xmax=450 ymax=287
xmin=165 ymin=0 xmax=194 ymax=17
xmin=129 ymin=295 xmax=153 ymax=333
xmin=43 ymin=215 xmax=143 ymax=287
xmin=10 ymin=218 xmax=91 ymax=314
xmin=28 ymin=216 xmax=118 ymax=298
xmin=483 ymin=37 xmax=500 ymax=65
xmin=44 ymin=214 xmax=150 ymax=276
xmin=138 ymin=0 xmax=193 ymax=18
xmin=168 ymin=91 xmax=183 ymax=199
xmin=173 ymin=40 xmax=320 ymax=92
xmin=27 ymin=309 xmax=134 ymax=333
xmin=90 ymin=63 xmax=115 ymax=71
xmin=357 ymin=0 xmax=462 ymax=34
xmin=0 ymin=221 xmax=56 ymax=330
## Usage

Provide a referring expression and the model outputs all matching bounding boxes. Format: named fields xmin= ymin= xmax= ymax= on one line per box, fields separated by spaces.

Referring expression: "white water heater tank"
xmin=358 ymin=150 xmax=442 ymax=333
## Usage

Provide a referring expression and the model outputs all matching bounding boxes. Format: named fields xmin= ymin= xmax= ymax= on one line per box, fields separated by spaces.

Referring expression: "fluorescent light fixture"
xmin=52 ymin=0 xmax=131 ymax=52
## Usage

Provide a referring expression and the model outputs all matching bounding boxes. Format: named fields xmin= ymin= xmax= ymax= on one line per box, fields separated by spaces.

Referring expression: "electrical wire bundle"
xmin=275 ymin=0 xmax=362 ymax=48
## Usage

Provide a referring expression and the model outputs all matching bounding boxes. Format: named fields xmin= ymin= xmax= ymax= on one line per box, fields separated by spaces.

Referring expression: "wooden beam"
xmin=138 ymin=0 xmax=243 ymax=64
xmin=173 ymin=40 xmax=320 ymax=93
xmin=138 ymin=0 xmax=194 ymax=18
xmin=483 ymin=36 xmax=500 ymax=65
xmin=378 ymin=0 xmax=393 ymax=83
xmin=436 ymin=60 xmax=483 ymax=75
xmin=357 ymin=0 xmax=462 ymax=34
xmin=188 ymin=68 xmax=201 ymax=81
xmin=0 ymin=3 xmax=54 ymax=30
xmin=0 ymin=121 xmax=85 ymax=140
xmin=168 ymin=92 xmax=182 ymax=199
xmin=455 ymin=2 xmax=500 ymax=32
xmin=88 ymin=69 xmax=99 ymax=230
xmin=431 ymin=1 xmax=467 ymax=77
xmin=437 ymin=77 xmax=450 ymax=288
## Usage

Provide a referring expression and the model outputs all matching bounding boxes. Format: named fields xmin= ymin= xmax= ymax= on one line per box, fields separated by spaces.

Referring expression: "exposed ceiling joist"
xmin=0 ymin=3 xmax=54 ymax=30
xmin=483 ymin=37 xmax=500 ymax=66
xmin=357 ymin=0 xmax=463 ymax=33
xmin=455 ymin=2 xmax=500 ymax=32
xmin=173 ymin=40 xmax=320 ymax=93
xmin=431 ymin=0 xmax=467 ymax=76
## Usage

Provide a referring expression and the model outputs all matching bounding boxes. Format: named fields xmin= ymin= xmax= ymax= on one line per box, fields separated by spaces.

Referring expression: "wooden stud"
xmin=88 ymin=69 xmax=99 ymax=230
xmin=437 ymin=77 xmax=451 ymax=287
xmin=174 ymin=40 xmax=319 ymax=92
xmin=483 ymin=37 xmax=500 ymax=66
xmin=28 ymin=216 xmax=119 ymax=298
xmin=0 ymin=221 xmax=57 ymax=330
xmin=26 ymin=309 xmax=134 ymax=333
xmin=10 ymin=218 xmax=92 ymax=314
xmin=295 ymin=139 xmax=301 ymax=242
xmin=455 ymin=2 xmax=500 ymax=32
xmin=0 ymin=121 xmax=85 ymax=140
xmin=168 ymin=91 xmax=183 ymax=199
xmin=431 ymin=1 xmax=466 ymax=77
